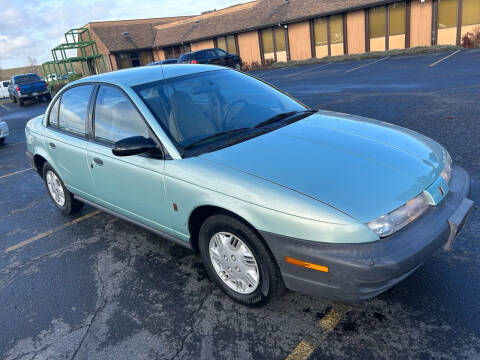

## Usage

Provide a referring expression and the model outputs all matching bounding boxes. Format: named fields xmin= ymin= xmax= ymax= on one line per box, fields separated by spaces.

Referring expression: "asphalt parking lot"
xmin=1 ymin=49 xmax=479 ymax=360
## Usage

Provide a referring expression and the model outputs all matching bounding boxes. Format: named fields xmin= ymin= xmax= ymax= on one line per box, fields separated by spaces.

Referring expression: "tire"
xmin=44 ymin=93 xmax=52 ymax=102
xmin=0 ymin=138 xmax=5 ymax=145
xmin=11 ymin=95 xmax=17 ymax=103
xmin=18 ymin=97 xmax=24 ymax=106
xmin=42 ymin=163 xmax=84 ymax=215
xmin=234 ymin=62 xmax=241 ymax=71
xmin=198 ymin=214 xmax=284 ymax=307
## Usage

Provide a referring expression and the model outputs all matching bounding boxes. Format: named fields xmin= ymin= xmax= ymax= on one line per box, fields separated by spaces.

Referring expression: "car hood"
xmin=200 ymin=111 xmax=445 ymax=223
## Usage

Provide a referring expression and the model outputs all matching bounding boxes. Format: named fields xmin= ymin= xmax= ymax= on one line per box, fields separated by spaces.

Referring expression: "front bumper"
xmin=261 ymin=166 xmax=473 ymax=301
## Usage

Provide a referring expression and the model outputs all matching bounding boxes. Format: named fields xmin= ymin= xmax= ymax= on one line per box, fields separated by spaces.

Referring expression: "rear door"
xmin=86 ymin=84 xmax=172 ymax=231
xmin=43 ymin=84 xmax=94 ymax=197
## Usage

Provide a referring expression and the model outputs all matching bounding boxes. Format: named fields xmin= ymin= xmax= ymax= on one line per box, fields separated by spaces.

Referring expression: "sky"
xmin=0 ymin=0 xmax=250 ymax=69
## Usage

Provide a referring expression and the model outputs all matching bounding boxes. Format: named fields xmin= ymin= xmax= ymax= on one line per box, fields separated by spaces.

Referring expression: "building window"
xmin=313 ymin=18 xmax=328 ymax=46
xmin=260 ymin=27 xmax=287 ymax=62
xmin=116 ymin=51 xmax=153 ymax=69
xmin=438 ymin=0 xmax=458 ymax=29
xmin=389 ymin=2 xmax=406 ymax=36
xmin=164 ymin=44 xmax=191 ymax=59
xmin=462 ymin=0 xmax=480 ymax=26
xmin=369 ymin=6 xmax=387 ymax=38
xmin=329 ymin=15 xmax=344 ymax=44
xmin=215 ymin=35 xmax=238 ymax=54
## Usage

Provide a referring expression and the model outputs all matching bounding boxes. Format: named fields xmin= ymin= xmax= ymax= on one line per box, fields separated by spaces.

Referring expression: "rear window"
xmin=179 ymin=53 xmax=195 ymax=62
xmin=15 ymin=74 xmax=41 ymax=84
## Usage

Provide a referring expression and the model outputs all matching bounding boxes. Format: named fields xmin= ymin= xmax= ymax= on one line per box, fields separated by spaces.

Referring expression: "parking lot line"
xmin=0 ymin=168 xmax=32 ymax=180
xmin=429 ymin=49 xmax=462 ymax=67
xmin=285 ymin=306 xmax=349 ymax=360
xmin=5 ymin=210 xmax=101 ymax=253
xmin=345 ymin=56 xmax=391 ymax=73
xmin=282 ymin=62 xmax=335 ymax=78
xmin=0 ymin=104 xmax=9 ymax=111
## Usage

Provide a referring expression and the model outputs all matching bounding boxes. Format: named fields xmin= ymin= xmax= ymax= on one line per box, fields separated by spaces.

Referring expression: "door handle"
xmin=49 ymin=142 xmax=56 ymax=149
xmin=93 ymin=158 xmax=103 ymax=166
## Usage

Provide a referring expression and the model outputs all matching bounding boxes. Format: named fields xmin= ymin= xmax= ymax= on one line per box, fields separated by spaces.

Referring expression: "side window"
xmin=59 ymin=85 xmax=93 ymax=136
xmin=48 ymin=98 xmax=60 ymax=127
xmin=215 ymin=49 xmax=227 ymax=57
xmin=94 ymin=86 xmax=150 ymax=143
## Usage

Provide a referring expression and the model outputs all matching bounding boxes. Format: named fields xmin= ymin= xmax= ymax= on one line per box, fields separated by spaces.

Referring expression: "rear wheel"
xmin=18 ymin=97 xmax=24 ymax=106
xmin=198 ymin=214 xmax=284 ymax=307
xmin=44 ymin=93 xmax=52 ymax=102
xmin=11 ymin=95 xmax=17 ymax=103
xmin=0 ymin=138 xmax=5 ymax=145
xmin=234 ymin=62 xmax=241 ymax=71
xmin=42 ymin=163 xmax=84 ymax=215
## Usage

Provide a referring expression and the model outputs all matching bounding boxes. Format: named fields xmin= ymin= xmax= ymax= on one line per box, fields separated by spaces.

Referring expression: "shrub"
xmin=461 ymin=26 xmax=480 ymax=48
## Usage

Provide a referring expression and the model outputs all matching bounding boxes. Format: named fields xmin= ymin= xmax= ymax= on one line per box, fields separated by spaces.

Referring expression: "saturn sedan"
xmin=25 ymin=65 xmax=473 ymax=306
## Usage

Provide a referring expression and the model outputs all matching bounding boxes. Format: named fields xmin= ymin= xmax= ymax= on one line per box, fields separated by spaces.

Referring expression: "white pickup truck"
xmin=0 ymin=80 xmax=10 ymax=99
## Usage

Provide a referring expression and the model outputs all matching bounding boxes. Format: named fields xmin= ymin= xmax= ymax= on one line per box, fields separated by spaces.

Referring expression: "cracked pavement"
xmin=0 ymin=49 xmax=479 ymax=359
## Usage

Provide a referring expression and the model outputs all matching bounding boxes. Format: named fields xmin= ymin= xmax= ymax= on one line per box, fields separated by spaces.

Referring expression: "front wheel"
xmin=42 ymin=163 xmax=84 ymax=215
xmin=234 ymin=62 xmax=241 ymax=71
xmin=199 ymin=214 xmax=284 ymax=307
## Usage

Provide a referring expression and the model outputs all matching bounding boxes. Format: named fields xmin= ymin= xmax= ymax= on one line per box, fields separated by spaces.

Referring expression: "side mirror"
xmin=112 ymin=136 xmax=159 ymax=157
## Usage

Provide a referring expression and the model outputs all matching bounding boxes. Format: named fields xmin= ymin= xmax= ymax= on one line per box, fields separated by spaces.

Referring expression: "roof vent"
xmin=122 ymin=32 xmax=130 ymax=39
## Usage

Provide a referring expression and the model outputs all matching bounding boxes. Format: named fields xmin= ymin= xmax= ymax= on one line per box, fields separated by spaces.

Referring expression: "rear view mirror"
xmin=112 ymin=136 xmax=159 ymax=157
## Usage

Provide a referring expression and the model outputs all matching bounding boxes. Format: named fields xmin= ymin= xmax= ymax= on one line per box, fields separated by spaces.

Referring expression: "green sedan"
xmin=25 ymin=65 xmax=473 ymax=306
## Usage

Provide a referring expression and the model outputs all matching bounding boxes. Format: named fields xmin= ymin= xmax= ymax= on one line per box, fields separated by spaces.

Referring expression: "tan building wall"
xmin=153 ymin=48 xmax=166 ymax=61
xmin=437 ymin=27 xmax=457 ymax=45
xmin=370 ymin=37 xmax=386 ymax=51
xmin=330 ymin=43 xmax=344 ymax=56
xmin=347 ymin=10 xmax=366 ymax=54
xmin=109 ymin=54 xmax=118 ymax=71
xmin=389 ymin=34 xmax=405 ymax=50
xmin=315 ymin=45 xmax=329 ymax=58
xmin=287 ymin=21 xmax=312 ymax=60
xmin=237 ymin=31 xmax=262 ymax=64
xmin=191 ymin=39 xmax=215 ymax=51
xmin=410 ymin=0 xmax=432 ymax=47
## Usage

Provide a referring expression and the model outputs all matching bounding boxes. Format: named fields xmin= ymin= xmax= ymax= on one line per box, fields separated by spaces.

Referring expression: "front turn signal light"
xmin=285 ymin=256 xmax=329 ymax=273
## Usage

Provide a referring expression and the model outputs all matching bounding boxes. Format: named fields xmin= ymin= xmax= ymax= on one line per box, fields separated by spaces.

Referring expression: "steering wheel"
xmin=223 ymin=99 xmax=249 ymax=129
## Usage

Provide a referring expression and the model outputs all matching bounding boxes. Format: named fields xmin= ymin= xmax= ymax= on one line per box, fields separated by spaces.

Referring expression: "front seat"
xmin=168 ymin=91 xmax=217 ymax=144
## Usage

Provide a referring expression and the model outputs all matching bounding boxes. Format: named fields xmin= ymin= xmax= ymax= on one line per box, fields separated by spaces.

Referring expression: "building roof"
xmin=86 ymin=16 xmax=191 ymax=52
xmin=153 ymin=0 xmax=391 ymax=47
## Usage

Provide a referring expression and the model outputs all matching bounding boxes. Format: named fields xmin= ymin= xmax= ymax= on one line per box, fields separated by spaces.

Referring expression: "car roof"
xmin=73 ymin=64 xmax=225 ymax=87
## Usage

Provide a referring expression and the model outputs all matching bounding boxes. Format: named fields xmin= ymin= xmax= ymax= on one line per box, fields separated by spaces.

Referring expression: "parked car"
xmin=147 ymin=59 xmax=178 ymax=66
xmin=0 ymin=120 xmax=9 ymax=145
xmin=178 ymin=48 xmax=241 ymax=70
xmin=9 ymin=73 xmax=51 ymax=106
xmin=0 ymin=80 xmax=10 ymax=99
xmin=25 ymin=65 xmax=473 ymax=306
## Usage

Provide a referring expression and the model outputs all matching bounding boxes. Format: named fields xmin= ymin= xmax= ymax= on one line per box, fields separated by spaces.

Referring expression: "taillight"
xmin=16 ymin=86 xmax=20 ymax=92
xmin=190 ymin=59 xmax=199 ymax=64
xmin=44 ymin=81 xmax=48 ymax=87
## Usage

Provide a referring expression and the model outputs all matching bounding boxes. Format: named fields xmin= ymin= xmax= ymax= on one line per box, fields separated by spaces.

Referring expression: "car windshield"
xmin=15 ymin=74 xmax=41 ymax=84
xmin=134 ymin=69 xmax=306 ymax=155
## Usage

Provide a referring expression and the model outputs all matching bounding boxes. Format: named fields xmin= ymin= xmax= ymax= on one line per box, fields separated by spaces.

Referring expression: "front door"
xmin=86 ymin=85 xmax=171 ymax=232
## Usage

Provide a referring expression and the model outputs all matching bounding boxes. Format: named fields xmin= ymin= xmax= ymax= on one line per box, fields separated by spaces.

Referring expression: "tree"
xmin=27 ymin=56 xmax=38 ymax=66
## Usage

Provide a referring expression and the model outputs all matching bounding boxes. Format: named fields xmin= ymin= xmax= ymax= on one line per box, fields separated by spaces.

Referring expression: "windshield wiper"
xmin=253 ymin=109 xmax=318 ymax=129
xmin=183 ymin=127 xmax=251 ymax=150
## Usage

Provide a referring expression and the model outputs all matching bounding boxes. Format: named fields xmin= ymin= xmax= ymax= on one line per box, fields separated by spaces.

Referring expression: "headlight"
xmin=440 ymin=150 xmax=452 ymax=184
xmin=367 ymin=192 xmax=430 ymax=237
